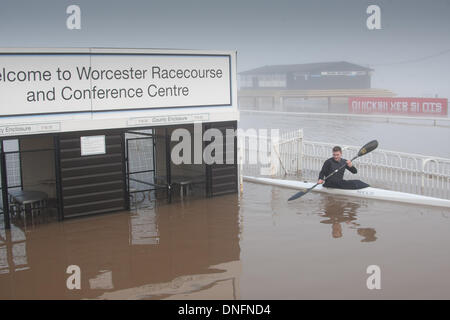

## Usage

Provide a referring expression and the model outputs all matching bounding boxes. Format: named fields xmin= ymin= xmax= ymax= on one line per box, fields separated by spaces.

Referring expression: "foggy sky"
xmin=0 ymin=0 xmax=449 ymax=97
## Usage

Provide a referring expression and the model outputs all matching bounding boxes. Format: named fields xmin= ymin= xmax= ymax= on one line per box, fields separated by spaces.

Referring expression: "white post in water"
xmin=421 ymin=159 xmax=426 ymax=195
xmin=297 ymin=129 xmax=303 ymax=176
xmin=238 ymin=135 xmax=244 ymax=193
xmin=270 ymin=143 xmax=280 ymax=176
xmin=270 ymin=129 xmax=281 ymax=177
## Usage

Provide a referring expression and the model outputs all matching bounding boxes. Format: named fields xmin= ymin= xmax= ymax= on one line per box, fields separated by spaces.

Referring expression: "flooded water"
xmin=0 ymin=111 xmax=449 ymax=299
xmin=240 ymin=111 xmax=450 ymax=158
xmin=1 ymin=182 xmax=449 ymax=299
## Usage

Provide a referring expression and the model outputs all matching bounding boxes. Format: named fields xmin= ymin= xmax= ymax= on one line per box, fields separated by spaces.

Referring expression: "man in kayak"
xmin=317 ymin=146 xmax=369 ymax=189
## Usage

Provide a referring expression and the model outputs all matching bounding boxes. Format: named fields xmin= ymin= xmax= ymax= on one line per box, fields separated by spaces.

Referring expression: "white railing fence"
xmin=301 ymin=141 xmax=450 ymax=199
xmin=239 ymin=129 xmax=450 ymax=200
xmin=238 ymin=129 xmax=303 ymax=178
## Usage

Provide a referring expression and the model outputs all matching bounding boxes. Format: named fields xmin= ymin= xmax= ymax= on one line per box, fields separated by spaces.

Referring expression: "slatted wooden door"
xmin=57 ymin=131 xmax=127 ymax=218
xmin=204 ymin=121 xmax=238 ymax=197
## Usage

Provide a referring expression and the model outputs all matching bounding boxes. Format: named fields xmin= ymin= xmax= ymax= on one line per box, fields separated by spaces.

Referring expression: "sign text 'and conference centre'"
xmin=0 ymin=52 xmax=232 ymax=117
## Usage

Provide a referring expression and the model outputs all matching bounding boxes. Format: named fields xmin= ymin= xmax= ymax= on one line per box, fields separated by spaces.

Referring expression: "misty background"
xmin=0 ymin=0 xmax=449 ymax=98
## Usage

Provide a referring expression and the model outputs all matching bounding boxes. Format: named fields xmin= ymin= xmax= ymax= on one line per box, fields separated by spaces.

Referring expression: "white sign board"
xmin=0 ymin=48 xmax=238 ymax=137
xmin=0 ymin=52 xmax=231 ymax=116
xmin=80 ymin=135 xmax=106 ymax=156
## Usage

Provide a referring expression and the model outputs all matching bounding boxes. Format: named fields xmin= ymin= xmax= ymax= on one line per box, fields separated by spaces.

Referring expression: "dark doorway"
xmin=1 ymin=137 xmax=58 ymax=229
xmin=125 ymin=129 xmax=167 ymax=209
xmin=204 ymin=121 xmax=238 ymax=197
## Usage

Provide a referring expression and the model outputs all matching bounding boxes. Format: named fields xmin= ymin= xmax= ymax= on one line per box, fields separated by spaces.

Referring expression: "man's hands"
xmin=318 ymin=159 xmax=353 ymax=184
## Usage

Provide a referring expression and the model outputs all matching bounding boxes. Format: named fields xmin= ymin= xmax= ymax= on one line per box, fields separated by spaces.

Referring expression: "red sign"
xmin=348 ymin=97 xmax=448 ymax=117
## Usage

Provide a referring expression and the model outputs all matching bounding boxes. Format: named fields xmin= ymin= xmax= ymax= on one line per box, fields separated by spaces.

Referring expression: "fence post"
xmin=421 ymin=158 xmax=430 ymax=195
xmin=297 ymin=129 xmax=303 ymax=176
xmin=270 ymin=135 xmax=280 ymax=177
xmin=238 ymin=135 xmax=244 ymax=193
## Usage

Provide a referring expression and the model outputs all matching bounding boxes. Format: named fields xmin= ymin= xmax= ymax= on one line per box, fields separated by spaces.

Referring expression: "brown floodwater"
xmin=1 ymin=182 xmax=449 ymax=299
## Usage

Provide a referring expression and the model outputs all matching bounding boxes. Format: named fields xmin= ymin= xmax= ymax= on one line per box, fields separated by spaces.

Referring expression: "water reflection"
xmin=0 ymin=195 xmax=241 ymax=299
xmin=356 ymin=228 xmax=377 ymax=242
xmin=318 ymin=197 xmax=377 ymax=242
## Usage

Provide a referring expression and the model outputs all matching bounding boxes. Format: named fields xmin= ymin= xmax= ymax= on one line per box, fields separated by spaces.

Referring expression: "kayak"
xmin=243 ymin=176 xmax=450 ymax=208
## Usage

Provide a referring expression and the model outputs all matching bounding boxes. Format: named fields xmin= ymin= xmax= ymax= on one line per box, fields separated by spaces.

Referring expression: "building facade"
xmin=239 ymin=61 xmax=373 ymax=90
xmin=0 ymin=48 xmax=239 ymax=229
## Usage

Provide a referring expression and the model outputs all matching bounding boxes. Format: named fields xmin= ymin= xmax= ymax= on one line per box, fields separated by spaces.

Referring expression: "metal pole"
xmin=122 ymin=131 xmax=130 ymax=210
xmin=204 ymin=123 xmax=212 ymax=197
xmin=53 ymin=135 xmax=64 ymax=221
xmin=1 ymin=141 xmax=11 ymax=229
xmin=152 ymin=130 xmax=157 ymax=202
xmin=165 ymin=128 xmax=172 ymax=203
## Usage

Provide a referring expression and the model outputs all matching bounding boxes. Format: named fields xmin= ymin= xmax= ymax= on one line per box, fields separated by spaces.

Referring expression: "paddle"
xmin=287 ymin=140 xmax=378 ymax=201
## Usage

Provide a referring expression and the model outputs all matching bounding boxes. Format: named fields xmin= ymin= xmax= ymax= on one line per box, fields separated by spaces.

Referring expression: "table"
xmin=177 ymin=180 xmax=192 ymax=200
xmin=132 ymin=175 xmax=206 ymax=202
xmin=169 ymin=176 xmax=206 ymax=200
xmin=9 ymin=190 xmax=48 ymax=227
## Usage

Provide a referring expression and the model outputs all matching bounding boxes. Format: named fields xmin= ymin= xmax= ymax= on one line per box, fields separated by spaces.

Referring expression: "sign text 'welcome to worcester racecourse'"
xmin=0 ymin=52 xmax=231 ymax=117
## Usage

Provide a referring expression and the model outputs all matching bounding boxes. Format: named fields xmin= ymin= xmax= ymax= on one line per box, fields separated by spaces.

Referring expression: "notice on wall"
xmin=127 ymin=113 xmax=210 ymax=126
xmin=349 ymin=97 xmax=448 ymax=117
xmin=0 ymin=122 xmax=61 ymax=136
xmin=80 ymin=135 xmax=106 ymax=156
xmin=0 ymin=52 xmax=232 ymax=117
